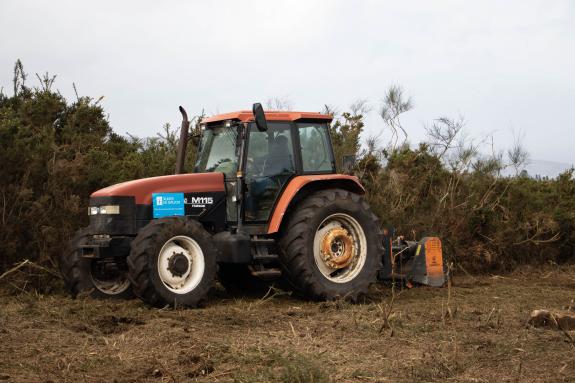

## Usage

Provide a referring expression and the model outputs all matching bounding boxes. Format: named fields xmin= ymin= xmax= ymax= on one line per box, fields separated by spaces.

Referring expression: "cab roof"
xmin=202 ymin=110 xmax=332 ymax=124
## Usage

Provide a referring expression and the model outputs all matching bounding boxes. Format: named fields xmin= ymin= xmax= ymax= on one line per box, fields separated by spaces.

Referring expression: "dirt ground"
xmin=1 ymin=265 xmax=574 ymax=383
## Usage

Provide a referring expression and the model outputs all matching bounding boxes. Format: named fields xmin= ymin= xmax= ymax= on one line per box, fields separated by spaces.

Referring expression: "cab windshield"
xmin=194 ymin=125 xmax=238 ymax=177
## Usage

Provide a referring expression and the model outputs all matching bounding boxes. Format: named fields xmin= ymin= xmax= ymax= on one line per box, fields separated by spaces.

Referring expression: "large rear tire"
xmin=127 ymin=217 xmax=217 ymax=308
xmin=59 ymin=229 xmax=133 ymax=299
xmin=278 ymin=189 xmax=382 ymax=301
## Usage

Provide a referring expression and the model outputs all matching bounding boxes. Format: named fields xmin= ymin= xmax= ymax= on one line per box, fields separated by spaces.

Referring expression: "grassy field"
xmin=1 ymin=265 xmax=574 ymax=382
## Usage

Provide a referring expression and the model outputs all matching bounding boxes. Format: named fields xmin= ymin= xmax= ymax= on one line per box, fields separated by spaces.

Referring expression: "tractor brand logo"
xmin=185 ymin=196 xmax=213 ymax=208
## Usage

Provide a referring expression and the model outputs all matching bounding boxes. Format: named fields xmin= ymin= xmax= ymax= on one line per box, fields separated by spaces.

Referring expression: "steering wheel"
xmin=210 ymin=159 xmax=235 ymax=174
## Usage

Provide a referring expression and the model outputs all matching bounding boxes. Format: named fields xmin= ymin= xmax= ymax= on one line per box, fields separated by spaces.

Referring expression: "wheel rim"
xmin=313 ymin=213 xmax=367 ymax=283
xmin=90 ymin=259 xmax=131 ymax=295
xmin=157 ymin=235 xmax=205 ymax=294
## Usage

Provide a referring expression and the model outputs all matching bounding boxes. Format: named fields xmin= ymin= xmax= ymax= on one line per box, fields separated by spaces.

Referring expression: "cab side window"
xmin=244 ymin=123 xmax=295 ymax=221
xmin=298 ymin=124 xmax=335 ymax=172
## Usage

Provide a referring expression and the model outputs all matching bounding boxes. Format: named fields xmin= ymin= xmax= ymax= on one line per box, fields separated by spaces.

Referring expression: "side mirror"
xmin=252 ymin=103 xmax=268 ymax=132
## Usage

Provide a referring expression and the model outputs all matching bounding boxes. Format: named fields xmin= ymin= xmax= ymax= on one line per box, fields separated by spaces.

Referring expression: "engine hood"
xmin=91 ymin=173 xmax=225 ymax=205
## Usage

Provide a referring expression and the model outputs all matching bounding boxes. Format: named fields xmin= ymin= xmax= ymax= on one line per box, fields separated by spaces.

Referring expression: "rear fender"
xmin=266 ymin=175 xmax=365 ymax=234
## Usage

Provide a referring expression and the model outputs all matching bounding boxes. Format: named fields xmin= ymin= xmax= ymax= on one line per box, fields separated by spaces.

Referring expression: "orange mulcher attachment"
xmin=378 ymin=228 xmax=448 ymax=287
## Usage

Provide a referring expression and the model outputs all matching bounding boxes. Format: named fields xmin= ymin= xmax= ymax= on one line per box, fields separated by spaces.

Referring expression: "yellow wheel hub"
xmin=320 ymin=227 xmax=355 ymax=269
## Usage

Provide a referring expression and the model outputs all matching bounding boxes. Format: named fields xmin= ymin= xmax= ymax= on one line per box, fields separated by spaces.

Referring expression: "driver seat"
xmin=263 ymin=135 xmax=293 ymax=176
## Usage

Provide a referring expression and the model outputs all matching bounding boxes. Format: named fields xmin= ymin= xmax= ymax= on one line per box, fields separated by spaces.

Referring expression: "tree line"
xmin=0 ymin=61 xmax=573 ymax=290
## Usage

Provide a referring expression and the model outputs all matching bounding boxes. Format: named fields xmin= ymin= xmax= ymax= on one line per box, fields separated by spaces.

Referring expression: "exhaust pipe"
xmin=175 ymin=106 xmax=190 ymax=174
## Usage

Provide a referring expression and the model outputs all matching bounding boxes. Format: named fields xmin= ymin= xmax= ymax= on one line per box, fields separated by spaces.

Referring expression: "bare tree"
xmin=425 ymin=116 xmax=465 ymax=160
xmin=265 ymin=96 xmax=293 ymax=111
xmin=449 ymin=137 xmax=478 ymax=173
xmin=365 ymin=135 xmax=380 ymax=153
xmin=349 ymin=99 xmax=372 ymax=117
xmin=507 ymin=129 xmax=530 ymax=175
xmin=379 ymin=85 xmax=413 ymax=149
xmin=322 ymin=104 xmax=340 ymax=117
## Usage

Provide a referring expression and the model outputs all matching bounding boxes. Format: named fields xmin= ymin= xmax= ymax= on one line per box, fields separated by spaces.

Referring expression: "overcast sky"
xmin=1 ymin=0 xmax=574 ymax=167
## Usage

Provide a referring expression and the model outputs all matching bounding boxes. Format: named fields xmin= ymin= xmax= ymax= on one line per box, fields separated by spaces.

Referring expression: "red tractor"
xmin=60 ymin=104 xmax=446 ymax=307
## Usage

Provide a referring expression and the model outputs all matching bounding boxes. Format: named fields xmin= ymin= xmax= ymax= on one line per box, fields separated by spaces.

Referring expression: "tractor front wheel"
xmin=127 ymin=217 xmax=217 ymax=308
xmin=59 ymin=229 xmax=133 ymax=299
xmin=278 ymin=189 xmax=383 ymax=301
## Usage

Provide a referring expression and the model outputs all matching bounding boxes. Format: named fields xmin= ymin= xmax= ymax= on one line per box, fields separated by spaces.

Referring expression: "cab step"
xmin=252 ymin=237 xmax=276 ymax=244
xmin=250 ymin=268 xmax=282 ymax=279
xmin=253 ymin=253 xmax=279 ymax=261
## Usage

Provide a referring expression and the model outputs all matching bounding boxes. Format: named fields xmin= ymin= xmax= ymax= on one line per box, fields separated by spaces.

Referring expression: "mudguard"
xmin=266 ymin=174 xmax=365 ymax=234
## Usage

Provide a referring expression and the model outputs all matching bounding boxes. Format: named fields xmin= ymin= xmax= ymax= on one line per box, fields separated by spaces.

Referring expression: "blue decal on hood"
xmin=152 ymin=193 xmax=185 ymax=218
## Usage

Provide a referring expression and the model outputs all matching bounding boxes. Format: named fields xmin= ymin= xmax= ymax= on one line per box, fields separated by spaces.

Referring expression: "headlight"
xmin=88 ymin=205 xmax=120 ymax=215
xmin=100 ymin=205 xmax=120 ymax=214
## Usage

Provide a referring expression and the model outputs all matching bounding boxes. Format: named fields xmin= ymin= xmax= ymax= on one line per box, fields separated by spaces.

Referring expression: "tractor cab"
xmin=193 ymin=108 xmax=336 ymax=224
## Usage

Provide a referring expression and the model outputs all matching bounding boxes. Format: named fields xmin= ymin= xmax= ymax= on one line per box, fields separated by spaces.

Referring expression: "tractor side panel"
xmin=89 ymin=173 xmax=227 ymax=235
xmin=266 ymin=174 xmax=365 ymax=234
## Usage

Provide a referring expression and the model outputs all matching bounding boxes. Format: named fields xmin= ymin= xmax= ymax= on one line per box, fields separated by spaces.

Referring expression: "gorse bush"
xmin=0 ymin=62 xmax=198 ymax=289
xmin=332 ymin=93 xmax=575 ymax=271
xmin=0 ymin=61 xmax=573 ymax=290
xmin=361 ymin=148 xmax=575 ymax=271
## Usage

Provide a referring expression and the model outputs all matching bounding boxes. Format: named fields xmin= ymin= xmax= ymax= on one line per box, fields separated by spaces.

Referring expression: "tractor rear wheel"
xmin=127 ymin=217 xmax=217 ymax=308
xmin=59 ymin=229 xmax=133 ymax=299
xmin=278 ymin=189 xmax=382 ymax=301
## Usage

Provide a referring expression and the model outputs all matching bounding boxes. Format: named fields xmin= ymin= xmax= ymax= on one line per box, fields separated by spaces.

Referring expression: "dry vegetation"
xmin=1 ymin=265 xmax=574 ymax=382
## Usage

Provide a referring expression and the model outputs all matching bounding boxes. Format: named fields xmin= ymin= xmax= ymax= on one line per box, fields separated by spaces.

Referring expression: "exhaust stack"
xmin=175 ymin=106 xmax=190 ymax=174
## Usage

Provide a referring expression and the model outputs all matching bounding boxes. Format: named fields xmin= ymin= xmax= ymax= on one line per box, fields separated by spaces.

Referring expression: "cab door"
xmin=244 ymin=122 xmax=296 ymax=222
